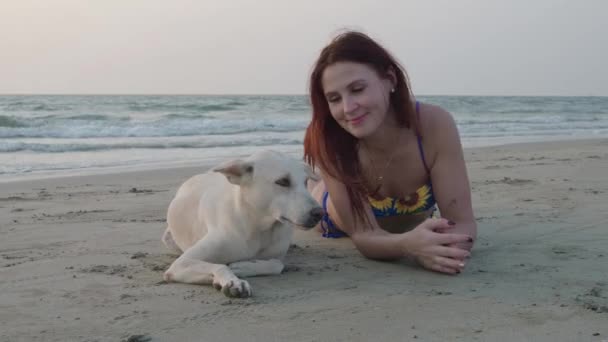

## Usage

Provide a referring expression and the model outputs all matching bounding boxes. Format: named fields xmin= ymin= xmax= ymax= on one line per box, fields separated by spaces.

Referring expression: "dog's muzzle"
xmin=305 ymin=207 xmax=325 ymax=227
xmin=280 ymin=207 xmax=325 ymax=229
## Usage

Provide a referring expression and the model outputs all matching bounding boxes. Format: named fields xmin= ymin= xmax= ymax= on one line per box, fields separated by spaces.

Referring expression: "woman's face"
xmin=321 ymin=61 xmax=394 ymax=139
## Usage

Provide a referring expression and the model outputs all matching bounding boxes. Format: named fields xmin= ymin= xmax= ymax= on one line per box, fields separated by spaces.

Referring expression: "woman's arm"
xmin=424 ymin=104 xmax=478 ymax=251
xmin=322 ymin=173 xmax=403 ymax=259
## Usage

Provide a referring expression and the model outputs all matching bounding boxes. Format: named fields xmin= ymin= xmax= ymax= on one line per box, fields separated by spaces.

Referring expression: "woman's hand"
xmin=400 ymin=218 xmax=473 ymax=274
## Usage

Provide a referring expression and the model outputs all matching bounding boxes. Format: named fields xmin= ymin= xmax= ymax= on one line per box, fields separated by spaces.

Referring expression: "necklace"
xmin=361 ymin=131 xmax=404 ymax=194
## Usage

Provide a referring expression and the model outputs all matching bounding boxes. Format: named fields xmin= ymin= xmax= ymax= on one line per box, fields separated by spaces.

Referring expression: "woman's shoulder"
xmin=416 ymin=102 xmax=460 ymax=160
xmin=417 ymin=102 xmax=457 ymax=135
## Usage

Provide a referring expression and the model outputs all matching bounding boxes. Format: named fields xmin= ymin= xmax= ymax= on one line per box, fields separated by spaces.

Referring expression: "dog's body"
xmin=162 ymin=150 xmax=323 ymax=297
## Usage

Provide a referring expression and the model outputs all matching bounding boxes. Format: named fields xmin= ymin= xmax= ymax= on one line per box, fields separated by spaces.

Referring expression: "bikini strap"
xmin=415 ymin=101 xmax=431 ymax=175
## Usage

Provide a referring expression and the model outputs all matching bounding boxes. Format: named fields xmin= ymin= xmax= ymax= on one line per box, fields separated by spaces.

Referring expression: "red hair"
xmin=304 ymin=30 xmax=419 ymax=225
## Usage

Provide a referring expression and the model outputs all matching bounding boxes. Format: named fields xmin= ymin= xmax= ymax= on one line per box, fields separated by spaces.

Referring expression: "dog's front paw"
xmin=213 ymin=278 xmax=252 ymax=298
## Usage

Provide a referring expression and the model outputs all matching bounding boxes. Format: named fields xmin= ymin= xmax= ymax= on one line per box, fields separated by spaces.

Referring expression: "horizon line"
xmin=1 ymin=93 xmax=607 ymax=98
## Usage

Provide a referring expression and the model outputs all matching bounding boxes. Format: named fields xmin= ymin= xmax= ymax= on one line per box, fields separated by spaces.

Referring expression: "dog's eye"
xmin=275 ymin=177 xmax=291 ymax=187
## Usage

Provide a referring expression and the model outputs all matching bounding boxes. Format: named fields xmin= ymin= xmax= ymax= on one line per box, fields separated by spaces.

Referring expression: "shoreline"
xmin=2 ymin=137 xmax=606 ymax=185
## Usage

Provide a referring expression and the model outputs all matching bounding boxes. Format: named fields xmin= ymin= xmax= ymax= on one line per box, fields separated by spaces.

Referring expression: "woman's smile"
xmin=347 ymin=112 xmax=368 ymax=126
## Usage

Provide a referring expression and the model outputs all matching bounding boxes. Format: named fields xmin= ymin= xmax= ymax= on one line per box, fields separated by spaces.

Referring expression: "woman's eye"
xmin=275 ymin=178 xmax=291 ymax=187
xmin=327 ymin=97 xmax=340 ymax=104
xmin=352 ymin=87 xmax=364 ymax=93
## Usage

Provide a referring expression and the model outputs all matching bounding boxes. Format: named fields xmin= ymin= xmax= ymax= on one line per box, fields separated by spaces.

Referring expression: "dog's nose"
xmin=309 ymin=207 xmax=325 ymax=224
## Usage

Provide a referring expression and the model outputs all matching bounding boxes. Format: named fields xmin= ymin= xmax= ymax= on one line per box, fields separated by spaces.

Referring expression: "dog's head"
xmin=212 ymin=150 xmax=324 ymax=229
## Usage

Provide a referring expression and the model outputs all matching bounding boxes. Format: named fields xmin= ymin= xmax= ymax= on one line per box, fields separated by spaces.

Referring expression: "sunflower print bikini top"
xmin=368 ymin=101 xmax=437 ymax=217
xmin=368 ymin=181 xmax=436 ymax=216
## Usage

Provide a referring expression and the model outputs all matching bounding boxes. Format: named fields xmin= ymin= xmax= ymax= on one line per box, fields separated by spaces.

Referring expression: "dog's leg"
xmin=164 ymin=257 xmax=252 ymax=297
xmin=161 ymin=228 xmax=182 ymax=254
xmin=163 ymin=235 xmax=252 ymax=298
xmin=229 ymin=259 xmax=284 ymax=277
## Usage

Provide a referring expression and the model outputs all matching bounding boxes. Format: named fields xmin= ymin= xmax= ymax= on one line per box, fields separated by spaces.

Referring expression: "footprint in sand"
xmin=549 ymin=245 xmax=588 ymax=260
xmin=576 ymin=284 xmax=608 ymax=313
xmin=482 ymin=177 xmax=535 ymax=186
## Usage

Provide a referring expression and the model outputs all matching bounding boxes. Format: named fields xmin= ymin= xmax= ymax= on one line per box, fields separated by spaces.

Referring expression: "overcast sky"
xmin=1 ymin=0 xmax=607 ymax=96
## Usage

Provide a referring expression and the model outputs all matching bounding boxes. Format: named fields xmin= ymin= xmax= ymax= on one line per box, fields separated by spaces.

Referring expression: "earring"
xmin=390 ymin=88 xmax=395 ymax=93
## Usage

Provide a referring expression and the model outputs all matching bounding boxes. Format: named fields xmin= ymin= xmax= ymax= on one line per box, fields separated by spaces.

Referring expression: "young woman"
xmin=304 ymin=31 xmax=477 ymax=275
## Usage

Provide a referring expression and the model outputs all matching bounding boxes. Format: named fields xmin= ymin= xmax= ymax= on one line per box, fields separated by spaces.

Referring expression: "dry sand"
xmin=1 ymin=139 xmax=607 ymax=342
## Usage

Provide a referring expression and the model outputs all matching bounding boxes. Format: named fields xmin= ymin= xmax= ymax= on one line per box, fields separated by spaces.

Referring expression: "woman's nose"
xmin=342 ymin=95 xmax=358 ymax=114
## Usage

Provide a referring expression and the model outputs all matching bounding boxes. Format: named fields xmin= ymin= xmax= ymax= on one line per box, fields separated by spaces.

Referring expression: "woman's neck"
xmin=359 ymin=111 xmax=407 ymax=154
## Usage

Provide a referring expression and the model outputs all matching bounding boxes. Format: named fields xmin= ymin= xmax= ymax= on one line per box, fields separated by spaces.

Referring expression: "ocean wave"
xmin=3 ymin=102 xmax=72 ymax=112
xmin=457 ymin=115 xmax=605 ymax=126
xmin=459 ymin=123 xmax=608 ymax=135
xmin=461 ymin=129 xmax=608 ymax=138
xmin=223 ymin=100 xmax=247 ymax=106
xmin=0 ymin=138 xmax=303 ymax=153
xmin=62 ymin=114 xmax=119 ymax=121
xmin=0 ymin=114 xmax=130 ymax=129
xmin=126 ymin=102 xmax=239 ymax=113
xmin=489 ymin=108 xmax=608 ymax=115
xmin=0 ymin=117 xmax=309 ymax=138
xmin=163 ymin=113 xmax=213 ymax=119
xmin=423 ymin=96 xmax=608 ymax=115
xmin=0 ymin=115 xmax=27 ymax=128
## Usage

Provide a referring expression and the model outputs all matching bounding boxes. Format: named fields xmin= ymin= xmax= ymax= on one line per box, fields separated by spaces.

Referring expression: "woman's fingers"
xmin=429 ymin=262 xmax=460 ymax=275
xmin=434 ymin=255 xmax=466 ymax=270
xmin=434 ymin=245 xmax=470 ymax=260
xmin=436 ymin=232 xmax=473 ymax=246
xmin=417 ymin=255 xmax=466 ymax=275
xmin=416 ymin=257 xmax=456 ymax=274
xmin=431 ymin=256 xmax=466 ymax=274
xmin=420 ymin=218 xmax=454 ymax=231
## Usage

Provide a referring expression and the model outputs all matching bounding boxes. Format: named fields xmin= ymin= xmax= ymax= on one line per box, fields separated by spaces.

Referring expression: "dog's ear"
xmin=212 ymin=159 xmax=254 ymax=185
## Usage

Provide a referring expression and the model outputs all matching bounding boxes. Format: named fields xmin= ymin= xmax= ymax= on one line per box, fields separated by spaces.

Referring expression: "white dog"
xmin=162 ymin=150 xmax=324 ymax=298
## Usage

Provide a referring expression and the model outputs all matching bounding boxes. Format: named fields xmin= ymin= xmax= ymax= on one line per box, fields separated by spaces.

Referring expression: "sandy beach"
xmin=1 ymin=138 xmax=607 ymax=342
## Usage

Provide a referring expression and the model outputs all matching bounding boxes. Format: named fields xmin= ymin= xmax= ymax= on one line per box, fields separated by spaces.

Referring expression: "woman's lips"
xmin=348 ymin=113 xmax=368 ymax=125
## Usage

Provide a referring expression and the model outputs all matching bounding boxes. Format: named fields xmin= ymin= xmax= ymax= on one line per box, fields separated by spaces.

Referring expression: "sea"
xmin=1 ymin=95 xmax=608 ymax=182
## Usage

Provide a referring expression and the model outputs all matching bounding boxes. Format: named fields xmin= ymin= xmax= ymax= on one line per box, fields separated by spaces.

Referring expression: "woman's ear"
xmin=385 ymin=66 xmax=397 ymax=90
